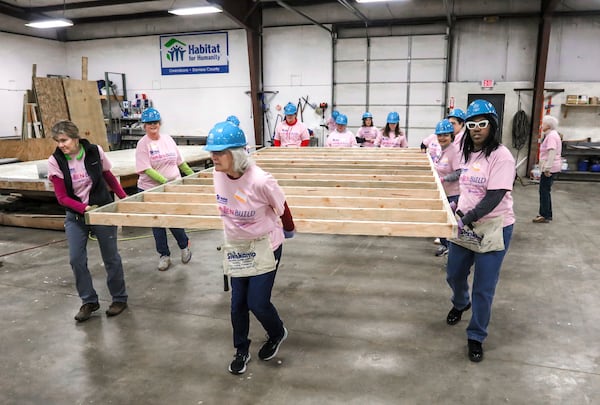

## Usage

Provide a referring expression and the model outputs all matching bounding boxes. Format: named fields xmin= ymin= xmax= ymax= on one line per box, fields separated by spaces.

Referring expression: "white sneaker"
xmin=181 ymin=244 xmax=192 ymax=264
xmin=433 ymin=238 xmax=441 ymax=245
xmin=158 ymin=255 xmax=171 ymax=271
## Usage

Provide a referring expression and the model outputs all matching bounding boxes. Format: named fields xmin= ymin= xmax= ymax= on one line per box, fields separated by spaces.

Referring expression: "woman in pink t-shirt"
xmin=47 ymin=120 xmax=128 ymax=322
xmin=205 ymin=121 xmax=295 ymax=376
xmin=374 ymin=111 xmax=407 ymax=148
xmin=135 ymin=108 xmax=195 ymax=271
xmin=273 ymin=102 xmax=310 ymax=147
xmin=356 ymin=112 xmax=378 ymax=147
xmin=445 ymin=99 xmax=515 ymax=363
xmin=533 ymin=115 xmax=562 ymax=223
xmin=325 ymin=114 xmax=357 ymax=147
xmin=447 ymin=108 xmax=467 ymax=148
xmin=425 ymin=119 xmax=461 ymax=257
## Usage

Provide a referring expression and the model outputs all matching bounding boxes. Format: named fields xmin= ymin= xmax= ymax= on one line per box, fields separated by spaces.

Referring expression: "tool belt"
xmin=450 ymin=215 xmax=505 ymax=253
xmin=221 ymin=235 xmax=276 ymax=277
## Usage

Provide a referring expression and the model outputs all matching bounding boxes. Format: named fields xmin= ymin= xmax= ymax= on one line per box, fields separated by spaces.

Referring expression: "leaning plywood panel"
xmin=86 ymin=147 xmax=457 ymax=237
xmin=33 ymin=77 xmax=69 ymax=139
xmin=63 ymin=79 xmax=110 ymax=151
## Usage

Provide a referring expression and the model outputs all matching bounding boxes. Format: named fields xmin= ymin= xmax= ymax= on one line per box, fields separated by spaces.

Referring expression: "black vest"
xmin=52 ymin=139 xmax=113 ymax=213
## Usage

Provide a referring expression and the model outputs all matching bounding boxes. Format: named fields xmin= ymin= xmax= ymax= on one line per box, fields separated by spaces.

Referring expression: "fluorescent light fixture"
xmin=25 ymin=19 xmax=73 ymax=28
xmin=168 ymin=6 xmax=222 ymax=16
xmin=356 ymin=0 xmax=402 ymax=3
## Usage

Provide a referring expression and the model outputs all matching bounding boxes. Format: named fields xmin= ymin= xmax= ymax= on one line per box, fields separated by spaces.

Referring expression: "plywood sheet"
xmin=63 ymin=79 xmax=109 ymax=151
xmin=33 ymin=77 xmax=69 ymax=138
xmin=87 ymin=147 xmax=457 ymax=238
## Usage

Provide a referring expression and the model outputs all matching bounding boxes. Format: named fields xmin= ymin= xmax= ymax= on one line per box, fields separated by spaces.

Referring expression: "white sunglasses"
xmin=465 ymin=120 xmax=490 ymax=130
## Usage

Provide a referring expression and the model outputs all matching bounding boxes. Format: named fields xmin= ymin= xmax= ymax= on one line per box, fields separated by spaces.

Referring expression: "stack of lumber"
xmin=86 ymin=148 xmax=457 ymax=238
xmin=2 ymin=76 xmax=108 ymax=162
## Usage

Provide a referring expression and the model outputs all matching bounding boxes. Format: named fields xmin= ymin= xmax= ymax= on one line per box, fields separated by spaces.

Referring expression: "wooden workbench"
xmin=0 ymin=145 xmax=211 ymax=196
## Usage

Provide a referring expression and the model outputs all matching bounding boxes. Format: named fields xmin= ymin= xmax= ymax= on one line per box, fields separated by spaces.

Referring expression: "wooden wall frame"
xmin=86 ymin=148 xmax=457 ymax=238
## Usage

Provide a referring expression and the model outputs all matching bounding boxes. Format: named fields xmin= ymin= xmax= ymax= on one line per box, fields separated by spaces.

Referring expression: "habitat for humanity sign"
xmin=160 ymin=32 xmax=229 ymax=76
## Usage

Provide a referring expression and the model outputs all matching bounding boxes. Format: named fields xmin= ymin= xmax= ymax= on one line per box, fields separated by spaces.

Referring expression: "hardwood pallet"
xmin=86 ymin=147 xmax=457 ymax=238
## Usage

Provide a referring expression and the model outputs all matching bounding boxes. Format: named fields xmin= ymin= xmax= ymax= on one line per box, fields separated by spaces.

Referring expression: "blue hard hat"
xmin=284 ymin=102 xmax=297 ymax=115
xmin=332 ymin=110 xmax=340 ymax=119
xmin=387 ymin=111 xmax=400 ymax=124
xmin=335 ymin=114 xmax=348 ymax=125
xmin=435 ymin=119 xmax=454 ymax=135
xmin=141 ymin=108 xmax=161 ymax=123
xmin=204 ymin=121 xmax=247 ymax=152
xmin=447 ymin=108 xmax=466 ymax=121
xmin=466 ymin=99 xmax=497 ymax=120
xmin=362 ymin=112 xmax=373 ymax=119
xmin=226 ymin=115 xmax=240 ymax=126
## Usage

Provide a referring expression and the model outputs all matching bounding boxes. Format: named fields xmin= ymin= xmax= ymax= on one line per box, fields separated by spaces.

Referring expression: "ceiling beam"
xmin=275 ymin=0 xmax=332 ymax=33
xmin=210 ymin=0 xmax=264 ymax=146
xmin=527 ymin=0 xmax=561 ymax=175
xmin=27 ymin=0 xmax=150 ymax=13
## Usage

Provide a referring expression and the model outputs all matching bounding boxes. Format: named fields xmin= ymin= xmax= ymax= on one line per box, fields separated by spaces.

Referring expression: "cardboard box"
xmin=566 ymin=95 xmax=578 ymax=104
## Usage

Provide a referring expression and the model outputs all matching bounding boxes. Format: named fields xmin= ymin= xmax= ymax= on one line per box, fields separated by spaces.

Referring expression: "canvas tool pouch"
xmin=222 ymin=236 xmax=276 ymax=277
xmin=450 ymin=215 xmax=505 ymax=253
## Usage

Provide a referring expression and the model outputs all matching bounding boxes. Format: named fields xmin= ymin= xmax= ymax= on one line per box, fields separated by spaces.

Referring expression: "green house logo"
xmin=164 ymin=38 xmax=187 ymax=61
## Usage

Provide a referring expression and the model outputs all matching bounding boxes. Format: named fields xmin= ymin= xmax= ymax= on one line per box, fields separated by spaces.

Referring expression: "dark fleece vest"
xmin=52 ymin=138 xmax=113 ymax=213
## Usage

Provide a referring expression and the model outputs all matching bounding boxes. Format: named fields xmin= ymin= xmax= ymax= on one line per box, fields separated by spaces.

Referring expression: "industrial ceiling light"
xmin=168 ymin=6 xmax=222 ymax=15
xmin=25 ymin=19 xmax=73 ymax=29
xmin=356 ymin=0 xmax=403 ymax=3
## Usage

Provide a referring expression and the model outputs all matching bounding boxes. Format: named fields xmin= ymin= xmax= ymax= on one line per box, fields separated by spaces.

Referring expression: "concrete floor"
xmin=0 ymin=180 xmax=599 ymax=405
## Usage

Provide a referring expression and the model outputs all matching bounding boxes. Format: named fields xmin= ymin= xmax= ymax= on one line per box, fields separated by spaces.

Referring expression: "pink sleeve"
xmin=547 ymin=131 xmax=561 ymax=150
xmin=102 ymin=171 xmax=127 ymax=199
xmin=487 ymin=149 xmax=515 ymax=191
xmin=47 ymin=155 xmax=63 ymax=179
xmin=97 ymin=146 xmax=112 ymax=171
xmin=50 ymin=176 xmax=87 ymax=214
xmin=401 ymin=135 xmax=408 ymax=148
xmin=135 ymin=137 xmax=152 ymax=173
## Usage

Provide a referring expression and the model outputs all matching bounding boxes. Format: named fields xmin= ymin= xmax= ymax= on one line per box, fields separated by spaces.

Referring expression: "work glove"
xmin=456 ymin=217 xmax=464 ymax=236
xmin=283 ymin=229 xmax=295 ymax=239
xmin=449 ymin=201 xmax=457 ymax=213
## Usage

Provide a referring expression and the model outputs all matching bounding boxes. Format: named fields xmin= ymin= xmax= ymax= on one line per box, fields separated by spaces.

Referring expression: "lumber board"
xmin=87 ymin=148 xmax=457 ymax=237
xmin=63 ymin=79 xmax=109 ymax=151
xmin=33 ymin=77 xmax=69 ymax=138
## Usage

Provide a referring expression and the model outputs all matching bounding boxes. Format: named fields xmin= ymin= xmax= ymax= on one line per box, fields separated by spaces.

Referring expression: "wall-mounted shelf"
xmin=561 ymin=103 xmax=600 ymax=118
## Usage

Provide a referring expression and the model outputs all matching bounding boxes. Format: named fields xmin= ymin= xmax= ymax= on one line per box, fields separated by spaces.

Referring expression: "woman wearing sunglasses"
xmin=445 ymin=99 xmax=515 ymax=362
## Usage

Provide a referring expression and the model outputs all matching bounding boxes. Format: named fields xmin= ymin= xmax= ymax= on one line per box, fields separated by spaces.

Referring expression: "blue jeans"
xmin=64 ymin=211 xmax=128 ymax=304
xmin=440 ymin=195 xmax=460 ymax=248
xmin=538 ymin=173 xmax=556 ymax=220
xmin=446 ymin=224 xmax=513 ymax=342
xmin=230 ymin=244 xmax=284 ymax=354
xmin=138 ymin=188 xmax=189 ymax=256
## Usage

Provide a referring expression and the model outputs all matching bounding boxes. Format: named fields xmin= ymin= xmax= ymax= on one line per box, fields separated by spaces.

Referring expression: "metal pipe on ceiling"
xmin=273 ymin=0 xmax=332 ymax=33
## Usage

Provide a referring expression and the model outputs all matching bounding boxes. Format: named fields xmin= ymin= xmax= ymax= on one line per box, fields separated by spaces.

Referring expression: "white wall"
xmin=262 ymin=26 xmax=333 ymax=146
xmin=65 ymin=29 xmax=253 ymax=143
xmin=0 ymin=32 xmax=66 ymax=137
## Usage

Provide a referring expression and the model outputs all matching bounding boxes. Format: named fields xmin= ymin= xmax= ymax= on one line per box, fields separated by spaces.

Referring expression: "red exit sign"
xmin=481 ymin=79 xmax=495 ymax=88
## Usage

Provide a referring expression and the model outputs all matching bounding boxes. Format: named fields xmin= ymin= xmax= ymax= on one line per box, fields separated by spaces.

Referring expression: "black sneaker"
xmin=258 ymin=327 xmax=288 ymax=361
xmin=228 ymin=352 xmax=251 ymax=375
xmin=74 ymin=302 xmax=100 ymax=322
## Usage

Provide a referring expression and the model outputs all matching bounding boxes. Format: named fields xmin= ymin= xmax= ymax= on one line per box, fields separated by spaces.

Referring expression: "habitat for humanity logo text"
xmin=164 ymin=38 xmax=221 ymax=62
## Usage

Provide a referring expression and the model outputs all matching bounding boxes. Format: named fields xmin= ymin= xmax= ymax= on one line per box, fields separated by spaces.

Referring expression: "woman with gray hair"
xmin=47 ymin=120 xmax=128 ymax=322
xmin=533 ymin=115 xmax=562 ymax=223
xmin=205 ymin=120 xmax=295 ymax=375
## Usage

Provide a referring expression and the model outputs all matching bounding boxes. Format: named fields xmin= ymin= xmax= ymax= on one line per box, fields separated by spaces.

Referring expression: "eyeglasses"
xmin=465 ymin=120 xmax=489 ymax=130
